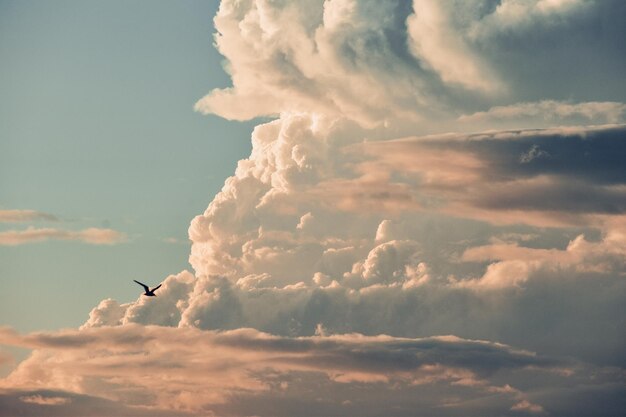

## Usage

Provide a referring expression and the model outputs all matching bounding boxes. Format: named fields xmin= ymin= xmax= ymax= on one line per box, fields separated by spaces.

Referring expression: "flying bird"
xmin=133 ymin=280 xmax=162 ymax=297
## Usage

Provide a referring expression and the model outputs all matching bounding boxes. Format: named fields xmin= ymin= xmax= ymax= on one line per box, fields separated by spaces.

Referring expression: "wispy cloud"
xmin=19 ymin=394 xmax=71 ymax=406
xmin=0 ymin=210 xmax=58 ymax=223
xmin=459 ymin=100 xmax=626 ymax=129
xmin=0 ymin=227 xmax=127 ymax=246
xmin=161 ymin=237 xmax=188 ymax=245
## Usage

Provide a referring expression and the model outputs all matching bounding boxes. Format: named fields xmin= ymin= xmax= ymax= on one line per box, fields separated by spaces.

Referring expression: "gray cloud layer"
xmin=2 ymin=325 xmax=623 ymax=416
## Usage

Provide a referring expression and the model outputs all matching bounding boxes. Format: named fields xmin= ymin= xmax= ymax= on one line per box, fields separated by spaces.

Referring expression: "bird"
xmin=133 ymin=279 xmax=162 ymax=297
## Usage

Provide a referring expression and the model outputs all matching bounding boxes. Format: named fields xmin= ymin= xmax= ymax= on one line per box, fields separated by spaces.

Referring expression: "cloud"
xmin=80 ymin=213 xmax=626 ymax=366
xmin=121 ymin=271 xmax=196 ymax=327
xmin=470 ymin=0 xmax=590 ymax=38
xmin=4 ymin=2 xmax=626 ymax=416
xmin=456 ymin=226 xmax=626 ymax=293
xmin=510 ymin=399 xmax=545 ymax=414
xmin=161 ymin=237 xmax=188 ymax=244
xmin=19 ymin=394 xmax=71 ymax=406
xmin=0 ymin=209 xmax=128 ymax=247
xmin=519 ymin=144 xmax=549 ymax=163
xmin=459 ymin=100 xmax=626 ymax=130
xmin=0 ymin=389 xmax=181 ymax=417
xmin=81 ymin=299 xmax=130 ymax=329
xmin=356 ymin=124 xmax=626 ymax=227
xmin=0 ymin=227 xmax=127 ymax=246
xmin=3 ymin=324 xmax=620 ymax=416
xmin=93 ymin=272 xmax=625 ymax=367
xmin=24 ymin=105 xmax=613 ymax=380
xmin=165 ymin=114 xmax=626 ymax=368
xmin=0 ymin=210 xmax=58 ymax=223
xmin=196 ymin=0 xmax=448 ymax=128
xmin=0 ymin=350 xmax=12 ymax=363
xmin=196 ymin=1 xmax=626 ymax=132
xmin=188 ymin=116 xmax=626 ymax=288
xmin=407 ymin=0 xmax=500 ymax=93
xmin=462 ymin=231 xmax=626 ymax=275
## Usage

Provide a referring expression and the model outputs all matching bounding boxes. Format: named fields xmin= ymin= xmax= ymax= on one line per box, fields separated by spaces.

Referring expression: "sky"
xmin=0 ymin=0 xmax=258 ymax=331
xmin=0 ymin=1 xmax=625 ymax=416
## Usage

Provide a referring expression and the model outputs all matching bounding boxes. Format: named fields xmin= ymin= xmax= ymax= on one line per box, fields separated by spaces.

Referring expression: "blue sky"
xmin=0 ymin=0 xmax=256 ymax=331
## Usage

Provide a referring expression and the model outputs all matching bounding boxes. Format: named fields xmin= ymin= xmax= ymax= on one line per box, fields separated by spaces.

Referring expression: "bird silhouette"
xmin=133 ymin=280 xmax=162 ymax=297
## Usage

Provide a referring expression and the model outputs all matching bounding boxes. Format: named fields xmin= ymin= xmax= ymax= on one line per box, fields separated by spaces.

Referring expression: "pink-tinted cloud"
xmin=0 ymin=388 xmax=181 ymax=417
xmin=0 ymin=227 xmax=127 ymax=246
xmin=458 ymin=225 xmax=626 ymax=290
xmin=510 ymin=399 xmax=545 ymax=414
xmin=356 ymin=124 xmax=626 ymax=228
xmin=0 ymin=210 xmax=58 ymax=223
xmin=2 ymin=324 xmax=605 ymax=416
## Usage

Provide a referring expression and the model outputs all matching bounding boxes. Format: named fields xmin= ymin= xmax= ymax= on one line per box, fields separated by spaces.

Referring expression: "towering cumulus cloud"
xmin=2 ymin=1 xmax=625 ymax=416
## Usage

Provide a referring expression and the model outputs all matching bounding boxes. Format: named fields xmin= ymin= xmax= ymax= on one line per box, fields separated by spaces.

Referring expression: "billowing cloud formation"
xmin=196 ymin=0 xmax=626 ymax=130
xmin=2 ymin=1 xmax=626 ymax=416
xmin=0 ymin=227 xmax=127 ymax=245
xmin=67 ymin=119 xmax=623 ymax=370
xmin=4 ymin=98 xmax=625 ymax=417
xmin=2 ymin=325 xmax=623 ymax=416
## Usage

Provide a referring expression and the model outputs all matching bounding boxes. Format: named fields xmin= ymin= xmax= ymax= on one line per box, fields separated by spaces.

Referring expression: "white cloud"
xmin=195 ymin=0 xmax=503 ymax=129
xmin=81 ymin=299 xmax=129 ymax=328
xmin=407 ymin=0 xmax=500 ymax=93
xmin=343 ymin=239 xmax=424 ymax=288
xmin=122 ymin=271 xmax=196 ymax=327
xmin=470 ymin=0 xmax=589 ymax=39
xmin=195 ymin=1 xmax=625 ymax=133
xmin=459 ymin=100 xmax=626 ymax=129
xmin=19 ymin=394 xmax=71 ymax=406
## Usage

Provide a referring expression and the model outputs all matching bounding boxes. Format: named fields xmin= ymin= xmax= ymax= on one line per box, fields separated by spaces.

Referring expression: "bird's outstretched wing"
xmin=152 ymin=284 xmax=162 ymax=292
xmin=133 ymin=280 xmax=150 ymax=292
